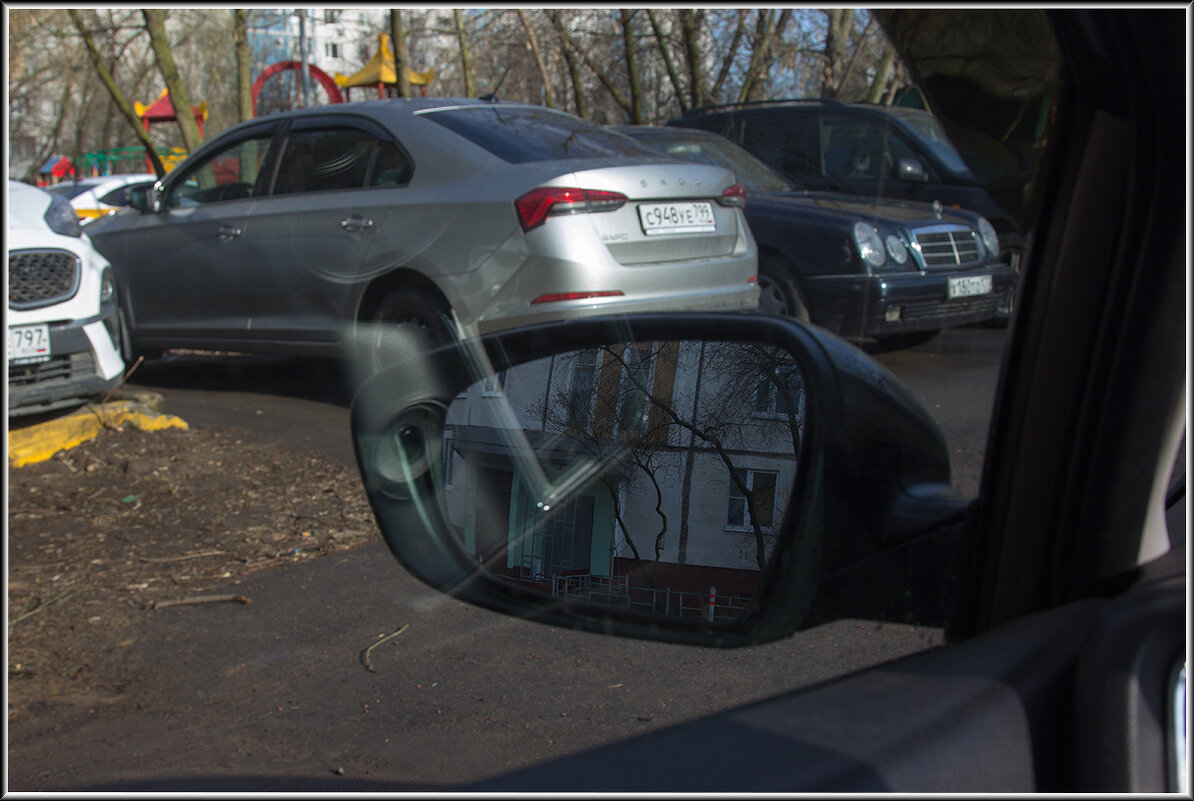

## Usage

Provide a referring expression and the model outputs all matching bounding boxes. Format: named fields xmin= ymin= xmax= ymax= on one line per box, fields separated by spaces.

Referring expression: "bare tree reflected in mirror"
xmin=444 ymin=340 xmax=805 ymax=624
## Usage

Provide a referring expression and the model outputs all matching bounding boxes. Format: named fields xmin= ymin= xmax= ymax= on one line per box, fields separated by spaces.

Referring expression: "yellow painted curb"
xmin=8 ymin=400 xmax=189 ymax=468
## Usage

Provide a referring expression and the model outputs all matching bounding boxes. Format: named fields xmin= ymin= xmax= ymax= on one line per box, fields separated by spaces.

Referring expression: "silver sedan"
xmin=87 ymin=98 xmax=759 ymax=361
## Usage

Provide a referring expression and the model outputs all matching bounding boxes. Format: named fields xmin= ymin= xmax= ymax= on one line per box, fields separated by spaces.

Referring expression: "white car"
xmin=45 ymin=173 xmax=158 ymax=224
xmin=7 ymin=181 xmax=125 ymax=416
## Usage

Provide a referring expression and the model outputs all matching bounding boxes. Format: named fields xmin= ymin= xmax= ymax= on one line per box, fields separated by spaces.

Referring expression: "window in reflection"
xmin=444 ymin=340 xmax=805 ymax=622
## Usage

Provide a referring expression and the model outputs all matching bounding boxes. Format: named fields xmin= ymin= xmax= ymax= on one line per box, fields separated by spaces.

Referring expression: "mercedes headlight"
xmin=885 ymin=234 xmax=910 ymax=266
xmin=977 ymin=216 xmax=1000 ymax=258
xmin=853 ymin=222 xmax=886 ymax=268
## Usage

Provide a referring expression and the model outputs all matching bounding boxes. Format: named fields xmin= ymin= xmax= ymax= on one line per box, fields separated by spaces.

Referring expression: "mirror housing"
xmin=127 ymin=183 xmax=161 ymax=213
xmin=897 ymin=157 xmax=930 ymax=183
xmin=350 ymin=315 xmax=968 ymax=647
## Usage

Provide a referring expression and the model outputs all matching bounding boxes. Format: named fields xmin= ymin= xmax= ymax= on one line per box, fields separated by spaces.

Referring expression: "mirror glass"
xmin=441 ymin=339 xmax=806 ymax=624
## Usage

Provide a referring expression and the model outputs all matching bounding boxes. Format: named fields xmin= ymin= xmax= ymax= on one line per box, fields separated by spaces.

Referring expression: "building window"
xmin=323 ymin=10 xmax=340 ymax=24
xmin=481 ymin=369 xmax=508 ymax=397
xmin=726 ymin=469 xmax=778 ymax=532
xmin=754 ymin=363 xmax=803 ymax=419
xmin=567 ymin=349 xmax=599 ymax=426
xmin=325 ymin=42 xmax=341 ymax=60
xmin=617 ymin=344 xmax=653 ymax=433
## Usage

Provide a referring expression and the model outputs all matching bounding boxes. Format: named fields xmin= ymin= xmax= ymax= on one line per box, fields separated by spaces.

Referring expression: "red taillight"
xmin=515 ymin=187 xmax=629 ymax=233
xmin=718 ymin=183 xmax=747 ymax=209
xmin=530 ymin=290 xmax=625 ymax=305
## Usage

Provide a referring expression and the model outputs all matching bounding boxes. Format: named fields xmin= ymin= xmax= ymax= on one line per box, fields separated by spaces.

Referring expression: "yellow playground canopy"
xmin=335 ymin=33 xmax=436 ymax=97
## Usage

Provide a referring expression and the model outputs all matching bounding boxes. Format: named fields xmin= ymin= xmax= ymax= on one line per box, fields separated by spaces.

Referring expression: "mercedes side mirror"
xmin=349 ymin=314 xmax=969 ymax=648
xmin=897 ymin=157 xmax=930 ymax=183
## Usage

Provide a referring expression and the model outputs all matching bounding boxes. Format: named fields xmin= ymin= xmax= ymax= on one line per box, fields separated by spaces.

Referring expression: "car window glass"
xmin=893 ymin=111 xmax=975 ymax=178
xmin=369 ymin=139 xmax=412 ymax=187
xmin=99 ymin=186 xmax=131 ymax=206
xmin=272 ymin=127 xmax=380 ymax=195
xmin=165 ymin=133 xmax=272 ymax=209
xmin=821 ymin=115 xmax=886 ymax=180
xmin=741 ymin=113 xmax=819 ymax=178
xmin=424 ymin=106 xmax=662 ymax=163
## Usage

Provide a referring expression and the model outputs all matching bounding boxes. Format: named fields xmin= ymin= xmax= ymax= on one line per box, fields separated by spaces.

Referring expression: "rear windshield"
xmin=422 ymin=106 xmax=662 ymax=163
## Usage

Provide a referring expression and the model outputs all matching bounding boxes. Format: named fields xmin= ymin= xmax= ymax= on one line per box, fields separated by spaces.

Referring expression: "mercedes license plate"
xmin=638 ymin=202 xmax=716 ymax=236
xmin=948 ymin=274 xmax=993 ymax=299
xmin=8 ymin=324 xmax=51 ymax=365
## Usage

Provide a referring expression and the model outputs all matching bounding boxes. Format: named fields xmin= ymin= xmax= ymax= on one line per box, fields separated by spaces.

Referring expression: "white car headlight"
xmin=977 ymin=216 xmax=1000 ymax=258
xmin=853 ymin=222 xmax=886 ymax=268
xmin=45 ymin=193 xmax=83 ymax=237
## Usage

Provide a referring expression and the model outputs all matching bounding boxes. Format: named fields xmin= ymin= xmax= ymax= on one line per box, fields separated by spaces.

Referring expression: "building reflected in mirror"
xmin=444 ymin=340 xmax=805 ymax=623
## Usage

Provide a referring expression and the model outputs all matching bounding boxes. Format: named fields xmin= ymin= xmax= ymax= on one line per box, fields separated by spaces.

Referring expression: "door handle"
xmin=341 ymin=216 xmax=374 ymax=232
xmin=218 ymin=225 xmax=243 ymax=241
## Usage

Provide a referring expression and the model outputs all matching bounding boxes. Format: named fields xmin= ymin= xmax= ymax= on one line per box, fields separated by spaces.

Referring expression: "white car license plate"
xmin=948 ymin=274 xmax=993 ymax=299
xmin=8 ymin=324 xmax=51 ymax=365
xmin=638 ymin=202 xmax=716 ymax=236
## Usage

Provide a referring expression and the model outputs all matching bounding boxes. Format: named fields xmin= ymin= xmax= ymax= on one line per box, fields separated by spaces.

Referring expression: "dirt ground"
xmin=7 ymin=422 xmax=380 ymax=722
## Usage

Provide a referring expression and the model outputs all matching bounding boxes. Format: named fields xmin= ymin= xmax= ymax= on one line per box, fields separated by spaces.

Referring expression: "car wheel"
xmin=994 ymin=246 xmax=1023 ymax=323
xmin=757 ymin=258 xmax=810 ymax=323
xmin=364 ymin=287 xmax=455 ymax=371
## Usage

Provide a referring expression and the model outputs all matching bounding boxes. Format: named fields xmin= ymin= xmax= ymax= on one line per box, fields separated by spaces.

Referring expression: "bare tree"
xmin=391 ymin=9 xmax=412 ymax=98
xmin=233 ymin=10 xmax=252 ymax=122
xmin=143 ymin=10 xmax=203 ymax=152
xmin=68 ymin=9 xmax=167 ymax=177
xmin=518 ymin=10 xmax=554 ymax=107
xmin=453 ymin=10 xmax=476 ymax=97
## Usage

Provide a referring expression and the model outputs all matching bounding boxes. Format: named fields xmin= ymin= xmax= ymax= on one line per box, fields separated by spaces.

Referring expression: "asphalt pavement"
xmin=8 ymin=326 xmax=1002 ymax=790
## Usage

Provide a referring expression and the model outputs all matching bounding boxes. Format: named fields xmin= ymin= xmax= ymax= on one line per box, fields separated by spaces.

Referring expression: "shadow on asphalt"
xmin=125 ymin=352 xmax=357 ymax=407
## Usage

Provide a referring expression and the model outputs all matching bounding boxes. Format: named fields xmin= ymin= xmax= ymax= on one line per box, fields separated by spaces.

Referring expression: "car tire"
xmin=363 ymin=287 xmax=455 ymax=371
xmin=757 ymin=257 xmax=811 ymax=323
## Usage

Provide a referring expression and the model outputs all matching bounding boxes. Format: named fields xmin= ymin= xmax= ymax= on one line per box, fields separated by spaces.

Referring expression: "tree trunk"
xmin=865 ymin=43 xmax=898 ymax=105
xmin=143 ymin=10 xmax=203 ymax=153
xmin=679 ymin=9 xmax=706 ymax=109
xmin=620 ymin=10 xmax=642 ymax=123
xmin=234 ymin=10 xmax=253 ymax=122
xmin=645 ymin=10 xmax=687 ymax=114
xmin=453 ymin=10 xmax=475 ymax=97
xmin=550 ymin=11 xmax=631 ymax=116
xmin=391 ymin=10 xmax=411 ymax=98
xmin=551 ymin=13 xmax=587 ymax=118
xmin=69 ymin=9 xmax=167 ymax=177
xmin=820 ymin=8 xmax=853 ymax=99
xmin=711 ymin=10 xmax=749 ymax=102
xmin=518 ymin=10 xmax=554 ymax=107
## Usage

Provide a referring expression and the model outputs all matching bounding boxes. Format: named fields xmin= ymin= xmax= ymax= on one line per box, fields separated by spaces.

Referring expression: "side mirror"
xmin=897 ymin=157 xmax=930 ymax=183
xmin=127 ymin=184 xmax=161 ymax=213
xmin=349 ymin=315 xmax=968 ymax=648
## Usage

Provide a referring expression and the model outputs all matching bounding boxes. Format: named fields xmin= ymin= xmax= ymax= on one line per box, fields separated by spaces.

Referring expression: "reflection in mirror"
xmin=443 ymin=340 xmax=805 ymax=625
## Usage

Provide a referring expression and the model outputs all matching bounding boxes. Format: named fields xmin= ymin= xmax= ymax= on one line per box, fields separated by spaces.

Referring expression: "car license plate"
xmin=8 ymin=324 xmax=51 ymax=365
xmin=638 ymin=202 xmax=716 ymax=236
xmin=948 ymin=275 xmax=993 ymax=299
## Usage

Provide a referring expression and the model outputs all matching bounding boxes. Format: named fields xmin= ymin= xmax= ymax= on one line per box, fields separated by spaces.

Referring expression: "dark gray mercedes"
xmin=614 ymin=125 xmax=1015 ymax=346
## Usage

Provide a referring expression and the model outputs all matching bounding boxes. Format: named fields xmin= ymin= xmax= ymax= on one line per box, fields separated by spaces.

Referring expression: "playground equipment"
xmin=250 ymin=61 xmax=343 ymax=116
xmin=334 ymin=33 xmax=436 ymax=100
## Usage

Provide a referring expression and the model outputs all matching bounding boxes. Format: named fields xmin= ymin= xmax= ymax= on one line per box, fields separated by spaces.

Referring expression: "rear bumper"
xmin=475 ymin=281 xmax=760 ymax=335
xmin=805 ymin=264 xmax=1015 ymax=339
